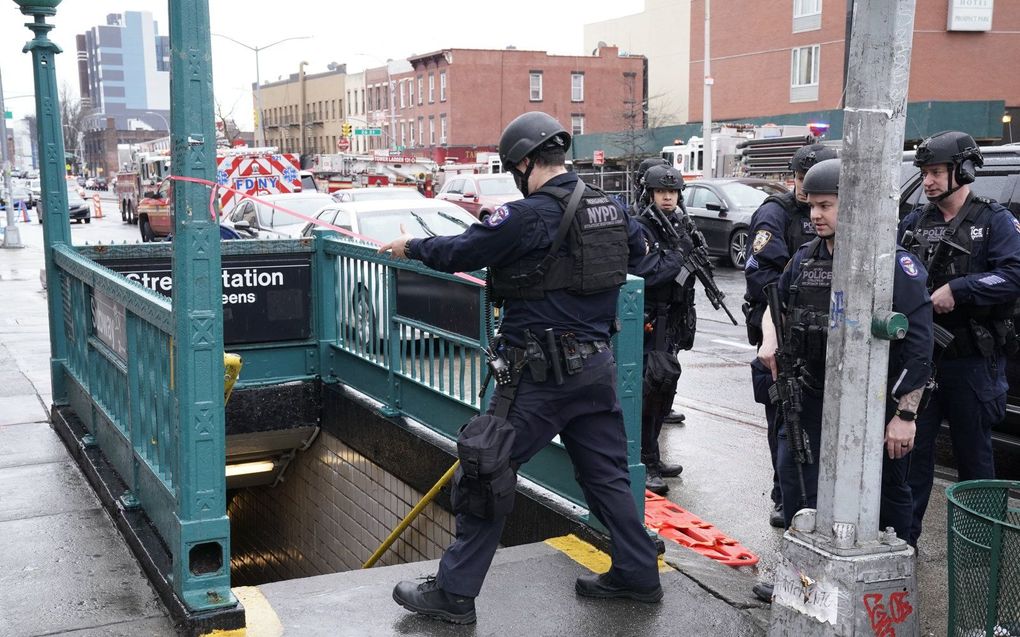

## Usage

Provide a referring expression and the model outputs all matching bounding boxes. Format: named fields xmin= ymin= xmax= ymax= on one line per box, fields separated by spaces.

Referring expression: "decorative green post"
xmin=15 ymin=0 xmax=71 ymax=406
xmin=167 ymin=0 xmax=234 ymax=612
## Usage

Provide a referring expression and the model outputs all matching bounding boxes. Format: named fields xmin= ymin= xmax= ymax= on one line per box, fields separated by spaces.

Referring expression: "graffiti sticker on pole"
xmin=772 ymin=557 xmax=839 ymax=626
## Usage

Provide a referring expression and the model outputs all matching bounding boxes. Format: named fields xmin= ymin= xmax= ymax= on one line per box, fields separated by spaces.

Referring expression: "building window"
xmin=571 ymin=73 xmax=584 ymax=102
xmin=409 ymin=79 xmax=414 ymax=106
xmin=571 ymin=115 xmax=584 ymax=136
xmin=440 ymin=114 xmax=448 ymax=143
xmin=428 ymin=73 xmax=435 ymax=103
xmin=417 ymin=76 xmax=423 ymax=105
xmin=400 ymin=81 xmax=406 ymax=108
xmin=793 ymin=0 xmax=822 ymax=31
xmin=418 ymin=116 xmax=424 ymax=145
xmin=529 ymin=72 xmax=543 ymax=101
xmin=440 ymin=71 xmax=447 ymax=102
xmin=401 ymin=122 xmax=406 ymax=147
xmin=409 ymin=121 xmax=414 ymax=146
xmin=790 ymin=44 xmax=820 ymax=102
xmin=429 ymin=116 xmax=436 ymax=145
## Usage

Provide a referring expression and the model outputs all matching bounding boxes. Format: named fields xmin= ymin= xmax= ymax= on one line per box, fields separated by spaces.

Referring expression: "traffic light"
xmin=341 ymin=122 xmax=352 ymax=137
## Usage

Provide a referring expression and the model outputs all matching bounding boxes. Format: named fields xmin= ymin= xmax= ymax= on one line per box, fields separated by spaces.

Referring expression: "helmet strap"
xmin=930 ymin=163 xmax=960 ymax=202
xmin=510 ymin=157 xmax=535 ymax=197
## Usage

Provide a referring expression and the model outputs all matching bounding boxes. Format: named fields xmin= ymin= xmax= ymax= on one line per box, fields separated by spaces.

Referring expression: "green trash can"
xmin=947 ymin=479 xmax=1020 ymax=637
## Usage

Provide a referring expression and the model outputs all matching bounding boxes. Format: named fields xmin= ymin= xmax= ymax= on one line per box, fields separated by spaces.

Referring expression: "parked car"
xmin=66 ymin=183 xmax=91 ymax=223
xmin=332 ymin=187 xmax=426 ymax=203
xmin=221 ymin=192 xmax=336 ymax=239
xmin=435 ymin=173 xmax=522 ymax=222
xmin=683 ymin=177 xmax=788 ymax=267
xmin=301 ymin=198 xmax=479 ymax=348
xmin=0 ymin=183 xmax=35 ymax=210
xmin=899 ymin=144 xmax=1020 ymax=472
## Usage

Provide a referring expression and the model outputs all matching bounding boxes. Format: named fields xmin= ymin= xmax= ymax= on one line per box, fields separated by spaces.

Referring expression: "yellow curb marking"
xmin=545 ymin=534 xmax=672 ymax=573
xmin=201 ymin=586 xmax=284 ymax=637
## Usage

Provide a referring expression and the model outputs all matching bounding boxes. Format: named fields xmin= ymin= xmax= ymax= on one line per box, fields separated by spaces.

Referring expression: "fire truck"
xmin=116 ymin=151 xmax=171 ymax=224
xmin=133 ymin=147 xmax=302 ymax=242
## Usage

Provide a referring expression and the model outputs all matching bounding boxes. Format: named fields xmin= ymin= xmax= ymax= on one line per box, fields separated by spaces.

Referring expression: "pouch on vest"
xmin=451 ymin=414 xmax=517 ymax=520
xmin=643 ymin=349 xmax=682 ymax=396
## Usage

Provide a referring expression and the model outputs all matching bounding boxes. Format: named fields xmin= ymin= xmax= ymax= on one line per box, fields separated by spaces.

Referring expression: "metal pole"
xmin=769 ymin=2 xmax=919 ymax=633
xmin=255 ymin=50 xmax=264 ymax=146
xmin=388 ymin=65 xmax=396 ymax=151
xmin=0 ymin=66 xmax=23 ymax=248
xmin=299 ymin=61 xmax=307 ymax=161
xmin=16 ymin=0 xmax=72 ymax=403
xmin=702 ymin=0 xmax=713 ymax=178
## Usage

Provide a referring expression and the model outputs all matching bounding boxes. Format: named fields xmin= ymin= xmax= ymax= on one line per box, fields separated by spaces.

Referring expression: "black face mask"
xmin=509 ymin=158 xmax=535 ymax=197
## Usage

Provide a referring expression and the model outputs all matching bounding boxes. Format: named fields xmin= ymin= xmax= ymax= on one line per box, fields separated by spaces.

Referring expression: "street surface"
xmin=2 ymin=190 xmax=953 ymax=635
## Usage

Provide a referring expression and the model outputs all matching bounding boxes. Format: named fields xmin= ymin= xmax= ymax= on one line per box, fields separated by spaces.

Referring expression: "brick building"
xmin=686 ymin=0 xmax=1019 ymax=143
xmin=394 ymin=45 xmax=646 ymax=163
xmin=260 ymin=66 xmax=347 ymax=158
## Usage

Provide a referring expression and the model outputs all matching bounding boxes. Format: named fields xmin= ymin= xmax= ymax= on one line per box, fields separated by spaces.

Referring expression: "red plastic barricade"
xmin=644 ymin=491 xmax=759 ymax=567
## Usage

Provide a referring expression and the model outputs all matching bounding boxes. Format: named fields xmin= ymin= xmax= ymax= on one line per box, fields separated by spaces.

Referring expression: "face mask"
xmin=509 ymin=159 xmax=534 ymax=197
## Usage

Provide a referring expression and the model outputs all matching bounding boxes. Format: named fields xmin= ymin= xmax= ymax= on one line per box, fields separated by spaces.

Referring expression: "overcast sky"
xmin=2 ymin=1 xmax=645 ymax=130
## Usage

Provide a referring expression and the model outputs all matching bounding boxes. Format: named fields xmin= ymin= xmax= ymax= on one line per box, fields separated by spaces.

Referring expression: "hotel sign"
xmin=947 ymin=0 xmax=993 ymax=32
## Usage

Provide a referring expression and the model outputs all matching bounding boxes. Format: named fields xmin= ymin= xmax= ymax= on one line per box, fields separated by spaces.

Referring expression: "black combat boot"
xmin=769 ymin=503 xmax=785 ymax=528
xmin=645 ymin=466 xmax=669 ymax=495
xmin=663 ymin=409 xmax=686 ymax=424
xmin=576 ymin=572 xmax=663 ymax=603
xmin=655 ymin=460 xmax=684 ymax=478
xmin=392 ymin=576 xmax=476 ymax=624
xmin=752 ymin=582 xmax=774 ymax=603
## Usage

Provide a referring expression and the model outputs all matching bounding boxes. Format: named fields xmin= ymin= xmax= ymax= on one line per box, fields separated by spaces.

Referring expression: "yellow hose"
xmin=363 ymin=460 xmax=460 ymax=569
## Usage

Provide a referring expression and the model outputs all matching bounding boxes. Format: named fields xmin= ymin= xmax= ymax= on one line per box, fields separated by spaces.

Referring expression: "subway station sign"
xmin=96 ymin=253 xmax=312 ymax=345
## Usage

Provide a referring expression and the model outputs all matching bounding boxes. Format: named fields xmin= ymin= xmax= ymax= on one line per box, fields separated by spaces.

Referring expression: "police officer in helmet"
xmin=754 ymin=159 xmax=932 ymax=602
xmin=632 ymin=165 xmax=695 ymax=494
xmin=381 ymin=111 xmax=685 ymax=624
xmin=743 ymin=142 xmax=837 ymax=528
xmin=898 ymin=131 xmax=1020 ymax=546
xmin=630 ymin=157 xmax=670 ymax=216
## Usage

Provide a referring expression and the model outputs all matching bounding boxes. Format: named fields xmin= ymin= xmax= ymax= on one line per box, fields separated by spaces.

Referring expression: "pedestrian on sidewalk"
xmin=380 ymin=111 xmax=685 ymax=624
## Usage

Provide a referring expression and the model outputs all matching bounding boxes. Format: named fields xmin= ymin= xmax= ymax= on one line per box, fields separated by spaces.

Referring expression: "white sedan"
xmin=221 ymin=192 xmax=337 ymax=239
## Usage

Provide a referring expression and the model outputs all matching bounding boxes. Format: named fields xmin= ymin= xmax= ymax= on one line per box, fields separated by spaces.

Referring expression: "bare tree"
xmin=215 ymin=101 xmax=243 ymax=147
xmin=59 ymin=84 xmax=89 ymax=172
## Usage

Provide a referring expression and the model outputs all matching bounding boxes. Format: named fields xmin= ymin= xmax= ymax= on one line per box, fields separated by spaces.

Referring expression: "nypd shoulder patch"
xmin=487 ymin=205 xmax=511 ymax=227
xmin=752 ymin=230 xmax=772 ymax=254
xmin=898 ymin=253 xmax=919 ymax=278
xmin=1012 ymin=217 xmax=1020 ymax=235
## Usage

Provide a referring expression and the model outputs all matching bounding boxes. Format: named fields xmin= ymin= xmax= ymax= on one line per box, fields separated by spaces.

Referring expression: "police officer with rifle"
xmin=744 ymin=142 xmax=838 ymax=527
xmin=898 ymin=131 xmax=1020 ymax=546
xmin=753 ymin=159 xmax=933 ymax=602
xmin=380 ymin=112 xmax=686 ymax=624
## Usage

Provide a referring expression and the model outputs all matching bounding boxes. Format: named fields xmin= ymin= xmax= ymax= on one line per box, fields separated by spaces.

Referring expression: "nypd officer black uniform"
xmin=898 ymin=131 xmax=1020 ymax=546
xmin=382 ymin=112 xmax=685 ymax=624
xmin=743 ymin=143 xmax=838 ymax=527
xmin=629 ymin=157 xmax=671 ymax=216
xmin=632 ymin=165 xmax=696 ymax=494
xmin=759 ymin=158 xmax=933 ymax=535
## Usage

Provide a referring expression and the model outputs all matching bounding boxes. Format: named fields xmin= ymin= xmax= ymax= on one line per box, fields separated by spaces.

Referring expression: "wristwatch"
xmin=894 ymin=408 xmax=917 ymax=422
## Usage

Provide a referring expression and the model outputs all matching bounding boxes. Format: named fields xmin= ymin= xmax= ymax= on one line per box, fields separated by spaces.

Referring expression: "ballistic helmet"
xmin=498 ymin=111 xmax=571 ymax=170
xmin=643 ymin=165 xmax=684 ymax=192
xmin=637 ymin=157 xmax=669 ymax=183
xmin=789 ymin=143 xmax=838 ymax=174
xmin=913 ymin=131 xmax=983 ymax=186
xmin=801 ymin=158 xmax=841 ymax=195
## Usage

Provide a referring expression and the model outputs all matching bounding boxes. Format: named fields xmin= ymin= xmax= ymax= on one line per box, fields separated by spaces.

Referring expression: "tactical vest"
xmin=907 ymin=195 xmax=1016 ymax=357
xmin=635 ymin=206 xmax=698 ymax=351
xmin=489 ymin=183 xmax=629 ymax=303
xmin=763 ymin=191 xmax=817 ymax=253
xmin=786 ymin=238 xmax=832 ymax=386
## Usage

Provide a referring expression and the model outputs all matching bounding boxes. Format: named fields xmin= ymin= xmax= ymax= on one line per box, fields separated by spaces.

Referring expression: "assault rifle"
xmin=643 ymin=204 xmax=739 ymax=325
xmin=763 ymin=282 xmax=812 ymax=510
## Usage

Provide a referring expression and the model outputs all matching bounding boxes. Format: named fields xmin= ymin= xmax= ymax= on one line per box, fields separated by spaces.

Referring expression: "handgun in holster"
xmin=524 ymin=330 xmax=548 ymax=383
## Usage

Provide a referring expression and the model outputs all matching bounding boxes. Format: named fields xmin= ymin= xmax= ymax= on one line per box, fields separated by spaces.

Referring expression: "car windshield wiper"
xmin=408 ymin=210 xmax=437 ymax=237
xmin=437 ymin=210 xmax=468 ymax=229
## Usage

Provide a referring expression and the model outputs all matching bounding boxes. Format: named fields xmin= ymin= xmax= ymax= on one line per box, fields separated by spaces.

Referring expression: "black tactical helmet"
xmin=498 ymin=111 xmax=571 ymax=169
xmin=637 ymin=157 xmax=669 ymax=181
xmin=789 ymin=143 xmax=838 ymax=174
xmin=914 ymin=131 xmax=982 ymax=167
xmin=643 ymin=165 xmax=684 ymax=191
xmin=801 ymin=158 xmax=841 ymax=195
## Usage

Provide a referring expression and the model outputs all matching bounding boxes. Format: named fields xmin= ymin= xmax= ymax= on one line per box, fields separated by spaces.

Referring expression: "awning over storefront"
xmin=571 ymin=100 xmax=1007 ymax=162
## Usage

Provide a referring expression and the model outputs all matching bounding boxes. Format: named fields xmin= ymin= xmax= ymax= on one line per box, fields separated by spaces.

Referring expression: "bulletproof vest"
xmin=636 ymin=207 xmax=695 ymax=306
xmin=489 ymin=183 xmax=629 ymax=303
xmin=786 ymin=238 xmax=832 ymax=383
xmin=909 ymin=195 xmax=1013 ymax=329
xmin=764 ymin=191 xmax=816 ymax=253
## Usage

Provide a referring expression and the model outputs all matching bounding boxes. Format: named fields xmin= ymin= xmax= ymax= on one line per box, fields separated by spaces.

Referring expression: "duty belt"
xmin=504 ymin=339 xmax=609 ymax=364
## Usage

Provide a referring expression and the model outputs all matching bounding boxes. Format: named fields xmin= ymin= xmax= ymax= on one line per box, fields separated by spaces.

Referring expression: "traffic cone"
xmin=92 ymin=193 xmax=104 ymax=219
xmin=19 ymin=201 xmax=29 ymax=222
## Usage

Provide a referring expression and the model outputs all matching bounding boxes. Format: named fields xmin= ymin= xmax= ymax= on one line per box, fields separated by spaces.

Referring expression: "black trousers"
xmin=750 ymin=358 xmax=782 ymax=505
xmin=436 ymin=350 xmax=660 ymax=598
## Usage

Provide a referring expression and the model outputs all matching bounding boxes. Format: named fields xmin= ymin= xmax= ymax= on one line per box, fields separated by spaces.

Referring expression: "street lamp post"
xmin=1004 ymin=113 xmax=1014 ymax=144
xmin=0 ymin=65 xmax=23 ymax=248
xmin=299 ymin=61 xmax=307 ymax=161
xmin=145 ymin=110 xmax=170 ymax=132
xmin=212 ymin=33 xmax=310 ymax=147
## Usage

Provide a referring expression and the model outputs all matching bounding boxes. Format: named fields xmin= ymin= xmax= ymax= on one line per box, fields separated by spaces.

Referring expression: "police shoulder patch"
xmin=752 ymin=230 xmax=772 ymax=254
xmin=1012 ymin=217 xmax=1020 ymax=236
xmin=486 ymin=205 xmax=511 ymax=227
xmin=898 ymin=253 xmax=919 ymax=278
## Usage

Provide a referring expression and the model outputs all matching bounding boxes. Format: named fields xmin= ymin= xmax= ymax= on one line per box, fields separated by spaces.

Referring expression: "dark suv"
xmin=899 ymin=144 xmax=1020 ymax=477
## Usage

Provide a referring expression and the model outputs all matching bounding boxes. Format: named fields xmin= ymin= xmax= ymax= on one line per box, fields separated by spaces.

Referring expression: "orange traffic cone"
xmin=92 ymin=193 xmax=104 ymax=219
xmin=20 ymin=201 xmax=29 ymax=222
